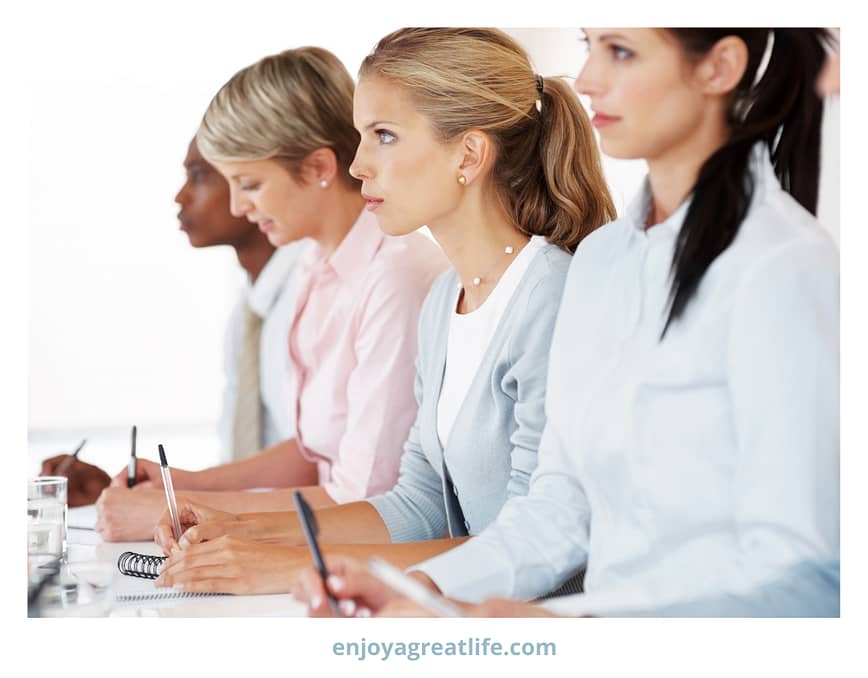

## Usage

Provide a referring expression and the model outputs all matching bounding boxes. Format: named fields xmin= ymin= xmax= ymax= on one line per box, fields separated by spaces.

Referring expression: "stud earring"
xmin=319 ymin=180 xmax=328 ymax=188
xmin=457 ymin=175 xmax=467 ymax=186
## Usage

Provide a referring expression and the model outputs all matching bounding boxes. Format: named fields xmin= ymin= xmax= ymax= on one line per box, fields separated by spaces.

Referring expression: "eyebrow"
xmin=363 ymin=120 xmax=400 ymax=131
xmin=183 ymin=160 xmax=208 ymax=170
xmin=597 ymin=33 xmax=630 ymax=43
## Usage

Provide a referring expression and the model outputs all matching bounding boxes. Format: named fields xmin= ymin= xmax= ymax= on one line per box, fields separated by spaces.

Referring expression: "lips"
xmin=362 ymin=193 xmax=384 ymax=212
xmin=258 ymin=219 xmax=275 ymax=233
xmin=592 ymin=112 xmax=621 ymax=128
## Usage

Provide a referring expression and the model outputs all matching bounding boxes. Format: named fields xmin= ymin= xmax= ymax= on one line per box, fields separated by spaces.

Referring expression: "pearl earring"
xmin=457 ymin=175 xmax=467 ymax=186
xmin=319 ymin=180 xmax=328 ymax=188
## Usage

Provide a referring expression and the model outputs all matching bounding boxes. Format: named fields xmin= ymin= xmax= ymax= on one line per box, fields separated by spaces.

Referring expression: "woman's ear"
xmin=303 ymin=147 xmax=339 ymax=186
xmin=456 ymin=130 xmax=494 ymax=186
xmin=695 ymin=35 xmax=750 ymax=96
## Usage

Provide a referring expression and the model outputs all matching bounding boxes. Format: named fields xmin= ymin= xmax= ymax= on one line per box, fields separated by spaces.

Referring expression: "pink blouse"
xmin=287 ymin=210 xmax=448 ymax=503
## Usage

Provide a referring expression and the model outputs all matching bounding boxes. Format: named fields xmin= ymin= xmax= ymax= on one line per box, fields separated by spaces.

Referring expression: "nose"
xmin=174 ymin=182 xmax=189 ymax=206
xmin=574 ymin=59 xmax=602 ymax=98
xmin=227 ymin=184 xmax=250 ymax=218
xmin=349 ymin=144 xmax=372 ymax=181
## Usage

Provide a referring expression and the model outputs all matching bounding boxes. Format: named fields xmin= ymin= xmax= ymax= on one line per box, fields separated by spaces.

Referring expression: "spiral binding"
xmin=116 ymin=590 xmax=223 ymax=602
xmin=117 ymin=551 xmax=167 ymax=580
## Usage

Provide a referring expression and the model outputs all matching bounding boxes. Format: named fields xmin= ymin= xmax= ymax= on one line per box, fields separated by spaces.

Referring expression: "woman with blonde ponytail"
xmin=153 ymin=28 xmax=616 ymax=596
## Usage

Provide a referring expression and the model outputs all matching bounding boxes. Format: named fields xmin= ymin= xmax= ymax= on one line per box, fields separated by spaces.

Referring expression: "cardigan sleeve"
xmin=501 ymin=252 xmax=570 ymax=500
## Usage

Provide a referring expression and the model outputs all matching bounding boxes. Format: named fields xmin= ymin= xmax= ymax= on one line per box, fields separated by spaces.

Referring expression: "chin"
xmin=268 ymin=227 xmax=305 ymax=247
xmin=598 ymin=134 xmax=644 ymax=161
xmin=185 ymin=233 xmax=210 ymax=248
xmin=372 ymin=214 xmax=418 ymax=238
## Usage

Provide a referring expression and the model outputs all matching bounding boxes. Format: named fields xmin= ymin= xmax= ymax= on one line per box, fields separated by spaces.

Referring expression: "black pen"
xmin=55 ymin=439 xmax=87 ymax=475
xmin=293 ymin=491 xmax=341 ymax=616
xmin=127 ymin=426 xmax=137 ymax=488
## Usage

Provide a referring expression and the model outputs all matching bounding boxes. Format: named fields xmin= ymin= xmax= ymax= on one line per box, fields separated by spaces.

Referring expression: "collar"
xmin=306 ymin=208 xmax=384 ymax=284
xmin=246 ymin=240 xmax=308 ymax=317
xmin=624 ymin=142 xmax=777 ymax=241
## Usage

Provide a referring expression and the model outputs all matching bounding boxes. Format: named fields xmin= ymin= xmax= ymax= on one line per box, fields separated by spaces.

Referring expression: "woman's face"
xmin=174 ymin=140 xmax=256 ymax=249
xmin=212 ymin=157 xmax=319 ymax=246
xmin=574 ymin=28 xmax=712 ymax=163
xmin=350 ymin=74 xmax=463 ymax=236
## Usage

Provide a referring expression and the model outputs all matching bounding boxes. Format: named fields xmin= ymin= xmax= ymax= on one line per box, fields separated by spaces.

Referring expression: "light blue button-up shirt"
xmin=415 ymin=146 xmax=840 ymax=616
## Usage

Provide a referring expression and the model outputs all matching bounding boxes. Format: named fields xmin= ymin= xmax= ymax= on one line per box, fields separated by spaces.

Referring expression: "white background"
xmin=26 ymin=23 xmax=841 ymax=479
xmin=4 ymin=1 xmax=862 ymax=676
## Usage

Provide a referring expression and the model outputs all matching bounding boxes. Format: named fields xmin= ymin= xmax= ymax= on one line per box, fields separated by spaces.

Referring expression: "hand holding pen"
xmin=293 ymin=491 xmax=341 ymax=616
xmin=54 ymin=438 xmax=87 ymax=476
xmin=40 ymin=439 xmax=110 ymax=507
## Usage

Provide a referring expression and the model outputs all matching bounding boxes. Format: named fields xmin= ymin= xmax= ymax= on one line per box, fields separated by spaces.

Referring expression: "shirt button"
xmin=464 ymin=520 xmax=471 ymax=532
xmin=452 ymin=485 xmax=459 ymax=497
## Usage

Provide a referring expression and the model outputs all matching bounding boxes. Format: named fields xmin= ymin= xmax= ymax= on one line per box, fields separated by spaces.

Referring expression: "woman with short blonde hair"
xmin=97 ymin=46 xmax=447 ymax=543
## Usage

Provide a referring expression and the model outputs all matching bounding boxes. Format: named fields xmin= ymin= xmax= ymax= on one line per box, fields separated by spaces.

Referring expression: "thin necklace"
xmin=458 ymin=241 xmax=527 ymax=291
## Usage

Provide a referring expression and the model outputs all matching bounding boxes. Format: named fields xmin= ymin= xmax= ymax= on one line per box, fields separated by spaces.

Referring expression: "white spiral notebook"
xmin=70 ymin=538 xmax=306 ymax=615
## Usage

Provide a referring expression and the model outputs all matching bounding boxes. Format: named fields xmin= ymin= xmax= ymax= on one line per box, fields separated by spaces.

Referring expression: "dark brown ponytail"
xmin=661 ymin=28 xmax=835 ymax=337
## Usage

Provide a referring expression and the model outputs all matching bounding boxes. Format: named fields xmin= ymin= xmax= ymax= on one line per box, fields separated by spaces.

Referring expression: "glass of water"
xmin=28 ymin=476 xmax=68 ymax=563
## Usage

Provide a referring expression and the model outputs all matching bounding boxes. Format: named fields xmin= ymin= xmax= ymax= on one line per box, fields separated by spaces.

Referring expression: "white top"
xmin=436 ymin=236 xmax=546 ymax=446
xmin=219 ymin=241 xmax=310 ymax=462
xmin=415 ymin=145 xmax=840 ymax=615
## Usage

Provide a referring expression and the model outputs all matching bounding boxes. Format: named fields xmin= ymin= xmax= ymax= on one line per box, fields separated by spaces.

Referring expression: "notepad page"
xmin=68 ymin=504 xmax=98 ymax=530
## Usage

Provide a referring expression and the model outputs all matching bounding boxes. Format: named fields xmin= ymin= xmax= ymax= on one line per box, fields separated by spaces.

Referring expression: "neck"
xmin=429 ymin=182 xmax=530 ymax=313
xmin=312 ymin=184 xmax=367 ymax=255
xmin=645 ymin=119 xmax=729 ymax=227
xmin=234 ymin=233 xmax=277 ymax=283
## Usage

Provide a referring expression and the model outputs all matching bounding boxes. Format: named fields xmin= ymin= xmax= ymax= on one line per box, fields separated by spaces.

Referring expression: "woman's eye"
xmin=376 ymin=129 xmax=396 ymax=145
xmin=610 ymin=45 xmax=634 ymax=61
xmin=240 ymin=183 xmax=260 ymax=191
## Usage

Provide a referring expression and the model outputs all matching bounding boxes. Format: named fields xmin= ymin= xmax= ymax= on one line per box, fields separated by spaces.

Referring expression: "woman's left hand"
xmin=154 ymin=536 xmax=308 ymax=594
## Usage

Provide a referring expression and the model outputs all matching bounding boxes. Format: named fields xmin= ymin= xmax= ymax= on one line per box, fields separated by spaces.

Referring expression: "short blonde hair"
xmin=360 ymin=28 xmax=615 ymax=252
xmin=197 ymin=46 xmax=361 ymax=188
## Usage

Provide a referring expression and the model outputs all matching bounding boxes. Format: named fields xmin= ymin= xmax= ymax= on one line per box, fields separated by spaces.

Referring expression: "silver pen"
xmin=157 ymin=444 xmax=183 ymax=540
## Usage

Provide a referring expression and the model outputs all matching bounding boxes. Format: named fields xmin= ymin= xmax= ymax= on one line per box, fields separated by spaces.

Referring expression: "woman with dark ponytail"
xmin=294 ymin=28 xmax=840 ymax=618
xmin=152 ymin=28 xmax=616 ymax=595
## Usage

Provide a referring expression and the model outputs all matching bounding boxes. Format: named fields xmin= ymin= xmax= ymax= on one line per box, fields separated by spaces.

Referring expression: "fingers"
xmin=293 ymin=567 xmax=332 ymax=616
xmin=112 ymin=460 xmax=159 ymax=488
xmin=302 ymin=555 xmax=401 ymax=613
xmin=40 ymin=455 xmax=66 ymax=475
xmin=155 ymin=564 xmax=240 ymax=594
xmin=154 ymin=523 xmax=180 ymax=555
xmin=157 ymin=544 xmax=234 ymax=581
xmin=181 ymin=500 xmax=227 ymax=524
xmin=179 ymin=521 xmax=230 ymax=547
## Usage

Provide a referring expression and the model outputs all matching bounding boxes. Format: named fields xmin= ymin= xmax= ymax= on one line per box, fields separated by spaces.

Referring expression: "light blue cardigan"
xmin=367 ymin=243 xmax=571 ymax=542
